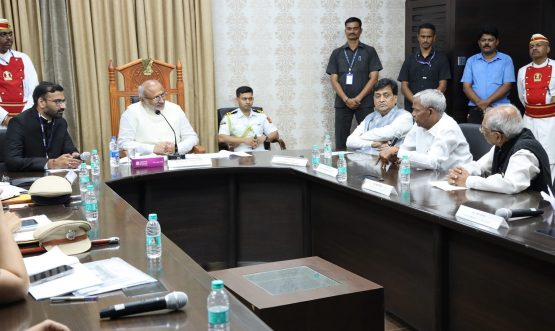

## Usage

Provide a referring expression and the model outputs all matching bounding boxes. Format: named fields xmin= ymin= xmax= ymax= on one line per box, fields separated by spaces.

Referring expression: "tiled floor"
xmin=385 ymin=313 xmax=413 ymax=331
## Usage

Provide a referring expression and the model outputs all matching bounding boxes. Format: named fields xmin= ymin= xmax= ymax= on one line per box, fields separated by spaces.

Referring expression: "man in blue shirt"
xmin=461 ymin=26 xmax=515 ymax=124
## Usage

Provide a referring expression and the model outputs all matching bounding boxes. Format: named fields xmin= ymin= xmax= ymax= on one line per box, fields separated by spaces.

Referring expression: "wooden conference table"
xmin=106 ymin=150 xmax=555 ymax=331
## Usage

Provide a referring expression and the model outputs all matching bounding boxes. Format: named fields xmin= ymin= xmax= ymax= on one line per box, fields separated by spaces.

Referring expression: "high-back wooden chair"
xmin=108 ymin=58 xmax=204 ymax=153
xmin=108 ymin=58 xmax=185 ymax=137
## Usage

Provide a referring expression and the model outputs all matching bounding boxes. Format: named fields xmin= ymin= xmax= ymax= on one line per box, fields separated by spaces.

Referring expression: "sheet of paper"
xmin=187 ymin=150 xmax=251 ymax=159
xmin=431 ymin=181 xmax=468 ymax=191
xmin=0 ymin=183 xmax=27 ymax=200
xmin=73 ymin=257 xmax=156 ymax=296
xmin=271 ymin=155 xmax=308 ymax=167
xmin=167 ymin=158 xmax=213 ymax=169
xmin=541 ymin=186 xmax=555 ymax=209
xmin=13 ymin=215 xmax=52 ymax=243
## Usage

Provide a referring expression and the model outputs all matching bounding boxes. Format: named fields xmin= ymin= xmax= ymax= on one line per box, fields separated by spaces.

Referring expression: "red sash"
xmin=524 ymin=64 xmax=555 ymax=118
xmin=0 ymin=55 xmax=25 ymax=114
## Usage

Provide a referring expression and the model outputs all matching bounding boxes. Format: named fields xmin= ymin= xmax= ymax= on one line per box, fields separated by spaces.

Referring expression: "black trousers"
xmin=467 ymin=106 xmax=484 ymax=124
xmin=335 ymin=107 xmax=372 ymax=150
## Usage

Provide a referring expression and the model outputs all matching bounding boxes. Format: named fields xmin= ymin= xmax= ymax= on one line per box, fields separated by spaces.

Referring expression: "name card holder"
xmin=271 ymin=156 xmax=308 ymax=167
xmin=315 ymin=164 xmax=338 ymax=177
xmin=361 ymin=178 xmax=394 ymax=196
xmin=455 ymin=205 xmax=509 ymax=230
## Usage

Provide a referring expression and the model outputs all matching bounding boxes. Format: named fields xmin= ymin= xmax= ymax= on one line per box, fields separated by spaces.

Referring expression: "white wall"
xmin=212 ymin=0 xmax=405 ymax=149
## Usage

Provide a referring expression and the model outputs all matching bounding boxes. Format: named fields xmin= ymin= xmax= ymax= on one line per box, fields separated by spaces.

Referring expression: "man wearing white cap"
xmin=0 ymin=18 xmax=39 ymax=126
xmin=517 ymin=33 xmax=555 ymax=179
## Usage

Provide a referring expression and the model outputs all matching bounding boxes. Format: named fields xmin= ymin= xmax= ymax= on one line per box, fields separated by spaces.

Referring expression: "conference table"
xmin=4 ymin=149 xmax=555 ymax=331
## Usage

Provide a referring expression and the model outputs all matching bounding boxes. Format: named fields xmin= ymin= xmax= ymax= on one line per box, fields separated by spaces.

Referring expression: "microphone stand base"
xmin=167 ymin=154 xmax=185 ymax=160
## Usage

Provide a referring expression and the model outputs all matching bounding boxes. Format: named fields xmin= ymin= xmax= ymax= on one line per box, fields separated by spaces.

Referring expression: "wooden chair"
xmin=108 ymin=58 xmax=204 ymax=153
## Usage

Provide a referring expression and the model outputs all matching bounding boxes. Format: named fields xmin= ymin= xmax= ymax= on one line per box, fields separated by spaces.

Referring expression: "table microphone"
xmin=154 ymin=110 xmax=185 ymax=160
xmin=77 ymin=151 xmax=91 ymax=161
xmin=495 ymin=208 xmax=544 ymax=220
xmin=99 ymin=291 xmax=188 ymax=319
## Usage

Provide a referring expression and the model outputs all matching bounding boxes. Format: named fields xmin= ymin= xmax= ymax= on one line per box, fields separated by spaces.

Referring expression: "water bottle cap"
xmin=211 ymin=279 xmax=224 ymax=289
xmin=402 ymin=155 xmax=409 ymax=160
xmin=339 ymin=152 xmax=345 ymax=158
xmin=312 ymin=145 xmax=319 ymax=149
xmin=80 ymin=163 xmax=86 ymax=168
xmin=91 ymin=149 xmax=98 ymax=154
xmin=148 ymin=213 xmax=158 ymax=221
xmin=87 ymin=184 xmax=94 ymax=191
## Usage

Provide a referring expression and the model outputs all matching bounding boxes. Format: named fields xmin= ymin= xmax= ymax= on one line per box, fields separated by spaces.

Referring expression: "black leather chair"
xmin=459 ymin=123 xmax=492 ymax=160
xmin=0 ymin=127 xmax=7 ymax=172
xmin=217 ymin=107 xmax=286 ymax=151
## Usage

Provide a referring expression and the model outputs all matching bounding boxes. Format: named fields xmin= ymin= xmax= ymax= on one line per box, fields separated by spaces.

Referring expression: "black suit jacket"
xmin=5 ymin=107 xmax=78 ymax=171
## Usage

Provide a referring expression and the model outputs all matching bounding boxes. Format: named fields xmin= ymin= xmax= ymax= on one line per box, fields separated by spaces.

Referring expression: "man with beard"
xmin=517 ymin=33 xmax=555 ymax=180
xmin=118 ymin=79 xmax=199 ymax=156
xmin=326 ymin=17 xmax=383 ymax=150
xmin=397 ymin=22 xmax=451 ymax=112
xmin=5 ymin=82 xmax=80 ymax=171
xmin=461 ymin=26 xmax=515 ymax=123
xmin=0 ymin=18 xmax=39 ymax=126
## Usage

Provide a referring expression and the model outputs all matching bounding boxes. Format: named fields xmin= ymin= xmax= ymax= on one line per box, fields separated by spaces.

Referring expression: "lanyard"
xmin=37 ymin=113 xmax=55 ymax=158
xmin=343 ymin=48 xmax=359 ymax=72
xmin=416 ymin=50 xmax=435 ymax=67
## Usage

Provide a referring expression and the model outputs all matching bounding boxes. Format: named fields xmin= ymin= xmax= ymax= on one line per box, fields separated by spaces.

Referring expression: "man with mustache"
xmin=326 ymin=17 xmax=383 ymax=150
xmin=398 ymin=23 xmax=451 ymax=112
xmin=517 ymin=33 xmax=555 ymax=180
xmin=5 ymin=82 xmax=80 ymax=171
xmin=461 ymin=26 xmax=515 ymax=124
xmin=0 ymin=18 xmax=39 ymax=126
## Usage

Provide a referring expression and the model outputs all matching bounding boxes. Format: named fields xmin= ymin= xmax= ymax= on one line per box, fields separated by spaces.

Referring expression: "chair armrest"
xmin=272 ymin=138 xmax=286 ymax=150
xmin=191 ymin=145 xmax=206 ymax=154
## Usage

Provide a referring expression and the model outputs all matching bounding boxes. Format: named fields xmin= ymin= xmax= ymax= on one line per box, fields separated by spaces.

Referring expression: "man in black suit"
xmin=5 ymin=82 xmax=80 ymax=171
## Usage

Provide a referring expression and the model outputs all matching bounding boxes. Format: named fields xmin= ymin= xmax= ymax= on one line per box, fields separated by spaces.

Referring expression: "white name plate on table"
xmin=167 ymin=158 xmax=213 ymax=169
xmin=361 ymin=178 xmax=394 ymax=196
xmin=271 ymin=156 xmax=308 ymax=167
xmin=315 ymin=164 xmax=338 ymax=177
xmin=455 ymin=205 xmax=509 ymax=229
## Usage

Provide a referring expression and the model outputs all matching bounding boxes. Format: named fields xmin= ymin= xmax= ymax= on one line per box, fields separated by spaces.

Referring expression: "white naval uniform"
xmin=218 ymin=108 xmax=278 ymax=152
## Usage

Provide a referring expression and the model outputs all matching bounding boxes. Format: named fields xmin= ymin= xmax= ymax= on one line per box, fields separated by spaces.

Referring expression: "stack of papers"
xmin=0 ymin=182 xmax=27 ymax=200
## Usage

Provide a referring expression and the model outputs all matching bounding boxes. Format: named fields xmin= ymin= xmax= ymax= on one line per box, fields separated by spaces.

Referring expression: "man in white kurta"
xmin=118 ymin=80 xmax=198 ymax=155
xmin=0 ymin=18 xmax=39 ymax=126
xmin=517 ymin=33 xmax=555 ymax=179
xmin=346 ymin=78 xmax=413 ymax=154
xmin=378 ymin=89 xmax=473 ymax=171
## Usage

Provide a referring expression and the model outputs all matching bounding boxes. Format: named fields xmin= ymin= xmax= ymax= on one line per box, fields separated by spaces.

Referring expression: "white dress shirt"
xmin=464 ymin=147 xmax=540 ymax=194
xmin=218 ymin=108 xmax=278 ymax=152
xmin=0 ymin=49 xmax=39 ymax=123
xmin=118 ymin=101 xmax=199 ymax=155
xmin=399 ymin=113 xmax=473 ymax=171
xmin=346 ymin=106 xmax=413 ymax=151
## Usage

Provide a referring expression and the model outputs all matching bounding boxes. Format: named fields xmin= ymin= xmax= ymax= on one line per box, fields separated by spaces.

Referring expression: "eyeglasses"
xmin=0 ymin=31 xmax=13 ymax=38
xmin=46 ymin=99 xmax=66 ymax=106
xmin=479 ymin=125 xmax=503 ymax=135
xmin=144 ymin=92 xmax=167 ymax=102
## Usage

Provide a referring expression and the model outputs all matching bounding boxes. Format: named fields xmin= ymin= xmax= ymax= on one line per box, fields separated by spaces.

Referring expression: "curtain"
xmin=2 ymin=0 xmax=216 ymax=163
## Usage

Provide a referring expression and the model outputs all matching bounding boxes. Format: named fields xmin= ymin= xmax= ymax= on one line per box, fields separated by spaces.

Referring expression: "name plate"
xmin=167 ymin=158 xmax=212 ymax=169
xmin=271 ymin=156 xmax=308 ymax=167
xmin=65 ymin=170 xmax=77 ymax=185
xmin=361 ymin=178 xmax=394 ymax=196
xmin=315 ymin=164 xmax=338 ymax=177
xmin=455 ymin=205 xmax=509 ymax=229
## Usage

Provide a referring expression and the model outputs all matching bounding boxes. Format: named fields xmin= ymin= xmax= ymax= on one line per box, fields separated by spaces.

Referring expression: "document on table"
xmin=431 ymin=181 xmax=468 ymax=191
xmin=167 ymin=158 xmax=213 ymax=169
xmin=0 ymin=182 xmax=26 ymax=200
xmin=187 ymin=150 xmax=251 ymax=159
xmin=73 ymin=257 xmax=157 ymax=296
xmin=13 ymin=214 xmax=52 ymax=243
xmin=24 ymin=247 xmax=102 ymax=300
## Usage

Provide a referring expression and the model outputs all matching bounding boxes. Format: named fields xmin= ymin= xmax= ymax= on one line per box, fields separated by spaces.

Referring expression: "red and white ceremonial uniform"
xmin=0 ymin=49 xmax=38 ymax=121
xmin=517 ymin=57 xmax=555 ymax=178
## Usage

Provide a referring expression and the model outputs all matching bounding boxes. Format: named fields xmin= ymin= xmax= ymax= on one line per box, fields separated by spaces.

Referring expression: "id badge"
xmin=346 ymin=73 xmax=353 ymax=85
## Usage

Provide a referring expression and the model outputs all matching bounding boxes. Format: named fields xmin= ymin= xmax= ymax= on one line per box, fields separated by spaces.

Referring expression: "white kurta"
xmin=118 ymin=101 xmax=199 ymax=155
xmin=398 ymin=113 xmax=473 ymax=171
xmin=517 ymin=58 xmax=555 ymax=179
xmin=0 ymin=49 xmax=39 ymax=123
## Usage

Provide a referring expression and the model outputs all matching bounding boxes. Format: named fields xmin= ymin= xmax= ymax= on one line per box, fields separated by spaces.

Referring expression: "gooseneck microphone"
xmin=99 ymin=291 xmax=188 ymax=319
xmin=495 ymin=208 xmax=544 ymax=220
xmin=155 ymin=110 xmax=185 ymax=160
xmin=77 ymin=151 xmax=91 ymax=161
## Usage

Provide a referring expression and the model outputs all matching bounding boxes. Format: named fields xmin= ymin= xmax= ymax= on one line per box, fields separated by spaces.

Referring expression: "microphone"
xmin=77 ymin=151 xmax=90 ymax=161
xmin=495 ymin=208 xmax=544 ymax=220
xmin=99 ymin=291 xmax=188 ymax=319
xmin=155 ymin=110 xmax=185 ymax=160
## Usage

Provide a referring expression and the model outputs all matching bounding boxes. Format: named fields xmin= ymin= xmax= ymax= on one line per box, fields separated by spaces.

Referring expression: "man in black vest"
xmin=448 ymin=104 xmax=551 ymax=194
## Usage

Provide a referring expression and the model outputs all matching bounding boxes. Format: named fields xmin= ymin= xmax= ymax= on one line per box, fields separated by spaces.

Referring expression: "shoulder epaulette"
xmin=226 ymin=109 xmax=238 ymax=115
xmin=253 ymin=108 xmax=264 ymax=114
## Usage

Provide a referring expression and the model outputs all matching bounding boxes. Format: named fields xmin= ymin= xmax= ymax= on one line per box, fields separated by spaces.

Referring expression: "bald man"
xmin=118 ymin=80 xmax=198 ymax=156
xmin=448 ymin=104 xmax=552 ymax=194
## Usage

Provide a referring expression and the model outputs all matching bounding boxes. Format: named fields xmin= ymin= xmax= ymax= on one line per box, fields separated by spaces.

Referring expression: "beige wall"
xmin=212 ymin=0 xmax=406 ymax=149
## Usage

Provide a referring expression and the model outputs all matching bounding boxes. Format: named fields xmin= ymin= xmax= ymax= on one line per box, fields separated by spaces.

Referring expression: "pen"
xmin=50 ymin=296 xmax=98 ymax=303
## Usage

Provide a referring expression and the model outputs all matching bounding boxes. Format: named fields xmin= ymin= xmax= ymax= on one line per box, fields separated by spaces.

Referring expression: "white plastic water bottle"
xmin=336 ymin=152 xmax=347 ymax=183
xmin=323 ymin=132 xmax=333 ymax=159
xmin=91 ymin=149 xmax=101 ymax=176
xmin=84 ymin=185 xmax=98 ymax=223
xmin=208 ymin=279 xmax=230 ymax=331
xmin=399 ymin=155 xmax=411 ymax=190
xmin=79 ymin=169 xmax=90 ymax=203
xmin=109 ymin=136 xmax=119 ymax=168
xmin=146 ymin=213 xmax=162 ymax=259
xmin=311 ymin=145 xmax=320 ymax=168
